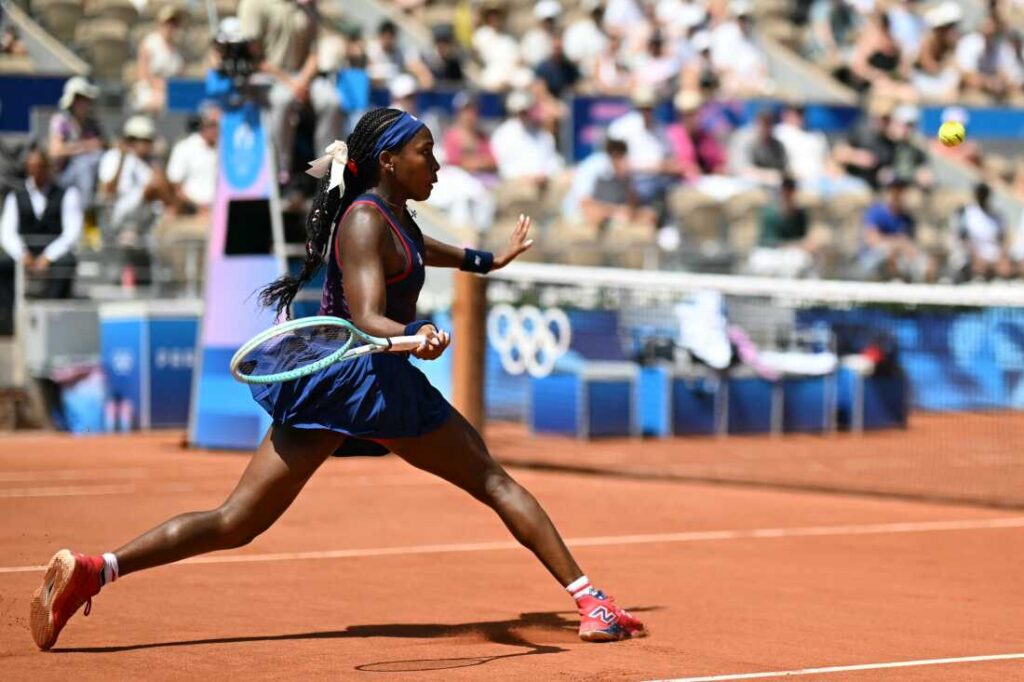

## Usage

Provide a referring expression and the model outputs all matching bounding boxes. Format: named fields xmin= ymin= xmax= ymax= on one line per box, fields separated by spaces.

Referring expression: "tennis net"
xmin=480 ymin=263 xmax=1024 ymax=509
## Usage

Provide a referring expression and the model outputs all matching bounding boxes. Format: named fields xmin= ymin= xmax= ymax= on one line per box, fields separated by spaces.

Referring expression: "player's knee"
xmin=481 ymin=470 xmax=518 ymax=507
xmin=214 ymin=505 xmax=264 ymax=549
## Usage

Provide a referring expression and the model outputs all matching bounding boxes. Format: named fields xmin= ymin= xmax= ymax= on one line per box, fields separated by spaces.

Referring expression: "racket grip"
xmin=388 ymin=335 xmax=430 ymax=352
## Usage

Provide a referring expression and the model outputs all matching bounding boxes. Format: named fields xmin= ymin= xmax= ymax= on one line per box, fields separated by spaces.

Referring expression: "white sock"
xmin=101 ymin=552 xmax=119 ymax=586
xmin=565 ymin=575 xmax=592 ymax=601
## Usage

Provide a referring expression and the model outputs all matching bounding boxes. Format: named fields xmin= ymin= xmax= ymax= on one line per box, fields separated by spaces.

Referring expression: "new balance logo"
xmin=588 ymin=605 xmax=617 ymax=624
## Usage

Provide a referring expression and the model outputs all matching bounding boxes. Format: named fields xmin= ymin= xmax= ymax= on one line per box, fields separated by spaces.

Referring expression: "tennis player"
xmin=31 ymin=108 xmax=645 ymax=650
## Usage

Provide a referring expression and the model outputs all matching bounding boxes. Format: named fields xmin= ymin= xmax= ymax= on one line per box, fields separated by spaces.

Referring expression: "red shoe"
xmin=577 ymin=589 xmax=648 ymax=642
xmin=30 ymin=550 xmax=103 ymax=650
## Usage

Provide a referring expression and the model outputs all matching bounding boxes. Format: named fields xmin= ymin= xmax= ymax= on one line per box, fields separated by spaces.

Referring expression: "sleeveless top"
xmin=319 ymin=193 xmax=426 ymax=325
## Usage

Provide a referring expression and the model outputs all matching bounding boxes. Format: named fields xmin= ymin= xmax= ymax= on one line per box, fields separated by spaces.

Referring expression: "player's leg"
xmin=30 ymin=426 xmax=341 ymax=650
xmin=380 ymin=410 xmax=646 ymax=642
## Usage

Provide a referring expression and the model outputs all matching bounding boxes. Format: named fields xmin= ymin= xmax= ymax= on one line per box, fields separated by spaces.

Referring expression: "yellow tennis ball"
xmin=938 ymin=121 xmax=965 ymax=147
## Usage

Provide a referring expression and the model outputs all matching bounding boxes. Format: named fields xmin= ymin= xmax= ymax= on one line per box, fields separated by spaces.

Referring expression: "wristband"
xmin=404 ymin=320 xmax=434 ymax=337
xmin=460 ymin=248 xmax=494 ymax=274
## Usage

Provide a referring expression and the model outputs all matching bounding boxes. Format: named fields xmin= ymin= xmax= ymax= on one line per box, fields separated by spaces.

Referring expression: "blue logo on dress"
xmin=221 ymin=103 xmax=265 ymax=190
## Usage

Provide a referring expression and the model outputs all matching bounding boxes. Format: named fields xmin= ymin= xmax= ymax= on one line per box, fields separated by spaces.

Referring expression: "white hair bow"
xmin=305 ymin=140 xmax=349 ymax=192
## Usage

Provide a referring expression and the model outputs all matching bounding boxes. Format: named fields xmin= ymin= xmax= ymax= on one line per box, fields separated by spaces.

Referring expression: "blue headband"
xmin=372 ymin=112 xmax=426 ymax=160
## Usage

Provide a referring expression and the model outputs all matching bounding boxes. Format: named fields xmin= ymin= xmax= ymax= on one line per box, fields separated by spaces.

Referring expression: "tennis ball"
xmin=938 ymin=121 xmax=965 ymax=147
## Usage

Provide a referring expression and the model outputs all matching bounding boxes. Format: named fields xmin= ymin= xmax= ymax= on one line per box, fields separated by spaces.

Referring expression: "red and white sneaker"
xmin=30 ymin=550 xmax=103 ymax=650
xmin=577 ymin=589 xmax=648 ymax=642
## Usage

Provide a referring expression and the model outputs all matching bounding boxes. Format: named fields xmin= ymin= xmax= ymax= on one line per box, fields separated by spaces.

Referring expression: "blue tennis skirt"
xmin=249 ymin=352 xmax=451 ymax=456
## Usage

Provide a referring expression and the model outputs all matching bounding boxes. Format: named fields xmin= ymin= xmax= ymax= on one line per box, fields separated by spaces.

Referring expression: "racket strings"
xmin=237 ymin=325 xmax=355 ymax=378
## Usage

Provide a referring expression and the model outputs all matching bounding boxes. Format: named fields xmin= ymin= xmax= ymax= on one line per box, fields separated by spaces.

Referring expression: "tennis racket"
xmin=230 ymin=316 xmax=429 ymax=384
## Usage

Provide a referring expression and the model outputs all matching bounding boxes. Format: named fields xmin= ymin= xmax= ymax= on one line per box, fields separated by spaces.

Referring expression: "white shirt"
xmin=960 ymin=204 xmax=1004 ymax=263
xmin=490 ymin=117 xmax=564 ymax=180
xmin=0 ymin=179 xmax=83 ymax=261
xmin=99 ymin=148 xmax=154 ymax=227
xmin=956 ymin=33 xmax=1023 ymax=84
xmin=607 ymin=111 xmax=668 ymax=173
xmin=167 ymin=133 xmax=218 ymax=207
xmin=521 ymin=28 xmax=554 ymax=66
xmin=774 ymin=123 xmax=829 ymax=182
xmin=603 ymin=0 xmax=644 ymax=31
xmin=562 ymin=151 xmax=613 ymax=217
xmin=563 ymin=18 xmax=607 ymax=71
xmin=472 ymin=26 xmax=521 ymax=71
xmin=711 ymin=23 xmax=767 ymax=81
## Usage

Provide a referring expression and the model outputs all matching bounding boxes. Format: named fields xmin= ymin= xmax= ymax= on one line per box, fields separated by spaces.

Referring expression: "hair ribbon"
xmin=305 ymin=140 xmax=349 ymax=192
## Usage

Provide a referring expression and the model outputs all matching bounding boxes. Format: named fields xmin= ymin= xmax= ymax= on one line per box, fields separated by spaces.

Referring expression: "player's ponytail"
xmin=258 ymin=108 xmax=405 ymax=317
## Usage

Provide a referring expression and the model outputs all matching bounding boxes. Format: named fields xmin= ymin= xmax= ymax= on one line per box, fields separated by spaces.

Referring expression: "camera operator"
xmin=237 ymin=0 xmax=342 ymax=190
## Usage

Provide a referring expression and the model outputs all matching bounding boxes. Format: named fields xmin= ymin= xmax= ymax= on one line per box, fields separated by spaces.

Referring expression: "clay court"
xmin=1 ymin=415 xmax=1022 ymax=681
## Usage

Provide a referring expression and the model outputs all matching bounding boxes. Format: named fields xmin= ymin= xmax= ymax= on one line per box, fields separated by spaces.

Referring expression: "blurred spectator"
xmin=387 ymin=74 xmax=444 ymax=139
xmin=711 ymin=1 xmax=772 ymax=97
xmin=443 ymin=93 xmax=498 ymax=184
xmin=887 ymin=104 xmax=932 ymax=190
xmin=473 ymin=2 xmax=531 ymax=91
xmin=665 ymin=90 xmax=725 ymax=182
xmin=680 ymin=31 xmax=720 ymax=92
xmin=805 ymin=0 xmax=860 ymax=76
xmin=949 ymin=183 xmax=1012 ymax=281
xmin=131 ymin=6 xmax=186 ymax=114
xmin=849 ymin=11 xmax=916 ymax=101
xmin=48 ymin=77 xmax=105 ymax=203
xmin=532 ymin=33 xmax=581 ymax=102
xmin=337 ymin=24 xmax=371 ymax=134
xmin=657 ymin=0 xmax=707 ymax=43
xmin=98 ymin=116 xmax=172 ymax=242
xmin=929 ymin=107 xmax=981 ymax=167
xmin=860 ymin=178 xmax=933 ymax=282
xmin=956 ymin=14 xmax=1023 ymax=102
xmin=748 ymin=177 xmax=818 ymax=278
xmin=728 ymin=109 xmax=788 ymax=186
xmin=834 ymin=97 xmax=894 ymax=189
xmin=912 ymin=1 xmax=962 ymax=102
xmin=774 ymin=103 xmax=867 ymax=198
xmin=579 ymin=138 xmax=657 ymax=232
xmin=155 ymin=106 xmax=219 ymax=288
xmin=563 ymin=135 xmax=618 ymax=218
xmin=603 ymin=0 xmax=645 ymax=35
xmin=590 ymin=31 xmax=632 ymax=95
xmin=239 ymin=0 xmax=342 ymax=188
xmin=0 ymin=147 xmax=82 ymax=299
xmin=1 ymin=24 xmax=27 ymax=56
xmin=631 ymin=31 xmax=681 ymax=96
xmin=607 ymin=87 xmax=674 ymax=205
xmin=406 ymin=24 xmax=466 ymax=89
xmin=522 ymin=0 xmax=562 ymax=67
xmin=366 ymin=20 xmax=407 ymax=85
xmin=564 ymin=0 xmax=608 ymax=74
xmin=887 ymin=0 xmax=927 ymax=59
xmin=491 ymin=90 xmax=564 ymax=186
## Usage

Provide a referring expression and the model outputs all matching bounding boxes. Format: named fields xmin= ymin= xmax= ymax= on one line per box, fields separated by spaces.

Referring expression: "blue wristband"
xmin=404 ymin=320 xmax=434 ymax=337
xmin=461 ymin=248 xmax=494 ymax=274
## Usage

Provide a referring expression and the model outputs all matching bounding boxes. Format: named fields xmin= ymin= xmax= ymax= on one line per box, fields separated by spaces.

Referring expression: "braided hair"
xmin=259 ymin=108 xmax=406 ymax=317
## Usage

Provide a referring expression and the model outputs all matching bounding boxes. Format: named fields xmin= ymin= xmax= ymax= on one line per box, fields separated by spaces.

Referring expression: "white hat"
xmin=731 ymin=0 xmax=754 ymax=17
xmin=690 ymin=30 xmax=712 ymax=52
xmin=893 ymin=103 xmax=920 ymax=124
xmin=674 ymin=89 xmax=703 ymax=112
xmin=59 ymin=76 xmax=99 ymax=109
xmin=216 ymin=16 xmax=247 ymax=43
xmin=925 ymin=1 xmax=962 ymax=28
xmin=123 ymin=115 xmax=156 ymax=140
xmin=389 ymin=73 xmax=418 ymax=100
xmin=941 ymin=106 xmax=969 ymax=125
xmin=534 ymin=0 xmax=562 ymax=20
xmin=630 ymin=85 xmax=659 ymax=108
xmin=506 ymin=90 xmax=534 ymax=113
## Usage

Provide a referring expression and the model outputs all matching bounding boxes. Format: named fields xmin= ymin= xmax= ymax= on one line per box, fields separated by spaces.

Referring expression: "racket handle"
xmin=388 ymin=335 xmax=430 ymax=352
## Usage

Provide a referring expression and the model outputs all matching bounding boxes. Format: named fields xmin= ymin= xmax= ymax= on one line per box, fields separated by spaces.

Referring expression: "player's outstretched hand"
xmin=412 ymin=324 xmax=450 ymax=361
xmin=492 ymin=214 xmax=535 ymax=271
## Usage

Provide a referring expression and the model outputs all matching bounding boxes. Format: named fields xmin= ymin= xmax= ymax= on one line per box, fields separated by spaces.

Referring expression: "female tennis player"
xmin=30 ymin=108 xmax=645 ymax=650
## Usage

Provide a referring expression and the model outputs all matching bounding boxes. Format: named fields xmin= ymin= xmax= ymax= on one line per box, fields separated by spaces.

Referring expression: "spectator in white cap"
xmin=912 ymin=0 xmax=961 ymax=102
xmin=131 ymin=5 xmax=186 ymax=114
xmin=490 ymin=90 xmax=564 ymax=188
xmin=98 ymin=115 xmax=173 ymax=240
xmin=956 ymin=13 xmax=1024 ymax=103
xmin=522 ymin=0 xmax=563 ymax=67
xmin=48 ymin=76 xmax=105 ymax=202
xmin=473 ymin=2 xmax=531 ymax=90
xmin=563 ymin=0 xmax=608 ymax=73
xmin=387 ymin=73 xmax=443 ymax=140
xmin=680 ymin=30 xmax=720 ymax=92
xmin=607 ymin=86 xmax=674 ymax=207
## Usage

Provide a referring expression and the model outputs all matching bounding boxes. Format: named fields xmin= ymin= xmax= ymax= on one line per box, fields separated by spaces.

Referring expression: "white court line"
xmin=0 ymin=484 xmax=137 ymax=498
xmin=648 ymin=652 xmax=1024 ymax=681
xmin=1 ymin=516 xmax=1022 ymax=575
xmin=0 ymin=468 xmax=151 ymax=483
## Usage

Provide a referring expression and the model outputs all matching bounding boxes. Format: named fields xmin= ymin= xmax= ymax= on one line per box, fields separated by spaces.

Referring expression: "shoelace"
xmin=83 ymin=597 xmax=92 ymax=616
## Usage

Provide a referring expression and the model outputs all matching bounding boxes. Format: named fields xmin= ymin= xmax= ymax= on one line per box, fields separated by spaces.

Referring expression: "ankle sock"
xmin=565 ymin=575 xmax=594 ymax=602
xmin=100 ymin=552 xmax=119 ymax=587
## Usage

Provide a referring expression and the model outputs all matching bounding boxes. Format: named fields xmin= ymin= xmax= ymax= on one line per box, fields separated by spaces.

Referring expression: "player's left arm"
xmin=423 ymin=214 xmax=534 ymax=272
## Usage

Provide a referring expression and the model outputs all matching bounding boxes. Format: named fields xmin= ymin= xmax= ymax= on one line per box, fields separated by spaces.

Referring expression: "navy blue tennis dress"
xmin=250 ymin=193 xmax=451 ymax=455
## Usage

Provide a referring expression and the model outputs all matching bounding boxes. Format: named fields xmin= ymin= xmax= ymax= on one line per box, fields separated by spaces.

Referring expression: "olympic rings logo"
xmin=487 ymin=304 xmax=572 ymax=378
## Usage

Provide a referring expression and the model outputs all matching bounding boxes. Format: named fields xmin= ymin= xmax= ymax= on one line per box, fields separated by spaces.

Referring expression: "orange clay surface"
xmin=0 ymin=427 xmax=1021 ymax=681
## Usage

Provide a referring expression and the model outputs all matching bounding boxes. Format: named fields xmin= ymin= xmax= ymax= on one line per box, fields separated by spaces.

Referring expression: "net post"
xmin=452 ymin=271 xmax=487 ymax=433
